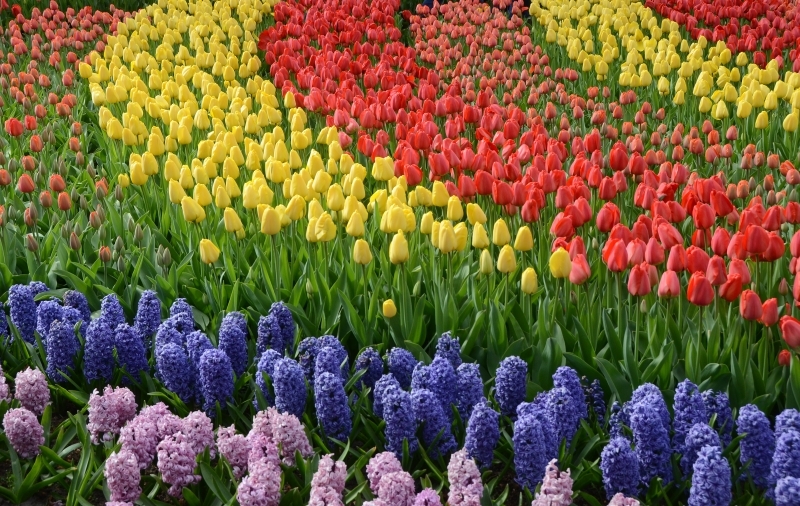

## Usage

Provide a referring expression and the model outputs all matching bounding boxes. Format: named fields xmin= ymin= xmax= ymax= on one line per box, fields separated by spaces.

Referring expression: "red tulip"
xmin=743 ymin=225 xmax=769 ymax=255
xmin=492 ymin=181 xmax=513 ymax=206
xmin=475 ymin=171 xmax=494 ymax=195
xmin=17 ymin=173 xmax=34 ymax=193
xmin=645 ymin=237 xmax=665 ymax=265
xmin=692 ymin=203 xmax=715 ymax=229
xmin=686 ymin=246 xmax=710 ymax=273
xmin=596 ymin=202 xmax=620 ymax=233
xmin=779 ymin=349 xmax=792 ymax=366
xmin=728 ymin=258 xmax=751 ymax=285
xmin=711 ymin=227 xmax=730 ymax=257
xmin=569 ymin=254 xmax=591 ymax=285
xmin=779 ymin=315 xmax=800 ymax=347
xmin=57 ymin=192 xmax=71 ymax=211
xmin=29 ymin=135 xmax=43 ymax=153
xmin=719 ymin=273 xmax=743 ymax=302
xmin=602 ymin=238 xmax=628 ymax=272
xmin=762 ymin=233 xmax=785 ymax=262
xmin=667 ymin=244 xmax=687 ymax=272
xmin=628 ymin=263 xmax=651 ymax=296
xmin=609 ymin=143 xmax=629 ymax=171
xmin=706 ymin=256 xmax=727 ymax=286
xmin=761 ymin=298 xmax=778 ymax=326
xmin=4 ymin=118 xmax=22 ymax=137
xmin=687 ymin=272 xmax=714 ymax=306
xmin=740 ymin=290 xmax=763 ymax=321
xmin=626 ymin=239 xmax=645 ymax=266
xmin=658 ymin=270 xmax=680 ymax=298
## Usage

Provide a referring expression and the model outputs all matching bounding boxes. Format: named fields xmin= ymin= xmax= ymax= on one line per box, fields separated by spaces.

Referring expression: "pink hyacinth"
xmin=532 ymin=459 xmax=573 ymax=506
xmin=607 ymin=493 xmax=640 ymax=506
xmin=363 ymin=501 xmax=389 ymax=506
xmin=119 ymin=413 xmax=160 ymax=470
xmin=447 ymin=449 xmax=483 ymax=506
xmin=104 ymin=449 xmax=141 ymax=502
xmin=105 ymin=503 xmax=134 ymax=506
xmin=267 ymin=407 xmax=312 ymax=465
xmin=247 ymin=432 xmax=280 ymax=470
xmin=366 ymin=452 xmax=403 ymax=493
xmin=140 ymin=402 xmax=182 ymax=440
xmin=3 ymin=407 xmax=44 ymax=459
xmin=88 ymin=386 xmax=137 ymax=444
xmin=237 ymin=457 xmax=282 ymax=506
xmin=156 ymin=432 xmax=201 ymax=496
xmin=376 ymin=471 xmax=416 ymax=506
xmin=308 ymin=486 xmax=345 ymax=506
xmin=308 ymin=454 xmax=347 ymax=506
xmin=217 ymin=425 xmax=251 ymax=479
xmin=0 ymin=363 xmax=9 ymax=402
xmin=414 ymin=488 xmax=443 ymax=506
xmin=183 ymin=411 xmax=216 ymax=458
xmin=14 ymin=367 xmax=49 ymax=415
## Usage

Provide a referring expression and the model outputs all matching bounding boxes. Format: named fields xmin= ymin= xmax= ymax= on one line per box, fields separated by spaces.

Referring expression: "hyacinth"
xmin=219 ymin=311 xmax=248 ymax=376
xmin=688 ymin=445 xmax=731 ymax=506
xmin=776 ymin=409 xmax=800 ymax=438
xmin=46 ymin=319 xmax=80 ymax=383
xmin=29 ymin=282 xmax=48 ymax=298
xmin=412 ymin=388 xmax=457 ymax=459
xmin=255 ymin=349 xmax=282 ymax=409
xmin=552 ymin=367 xmax=587 ymax=421
xmin=672 ymin=379 xmax=708 ymax=457
xmin=0 ymin=363 xmax=8 ymax=402
xmin=156 ymin=343 xmax=195 ymax=403
xmin=163 ymin=312 xmax=194 ymax=336
xmin=186 ymin=330 xmax=213 ymax=402
xmin=273 ymin=358 xmax=307 ymax=419
xmin=155 ymin=324 xmax=184 ymax=361
xmin=770 ymin=429 xmax=800 ymax=494
xmin=105 ymin=449 xmax=141 ymax=502
xmin=237 ymin=457 xmax=282 ymax=506
xmin=607 ymin=494 xmax=641 ymax=506
xmin=87 ymin=386 xmax=137 ymax=444
xmin=83 ymin=319 xmax=115 ymax=383
xmin=532 ymin=459 xmax=573 ymax=506
xmin=314 ymin=371 xmax=352 ymax=442
xmin=157 ymin=432 xmax=201 ymax=496
xmin=119 ymin=413 xmax=160 ymax=469
xmin=62 ymin=307 xmax=84 ymax=338
xmin=608 ymin=401 xmax=627 ymax=439
xmin=316 ymin=346 xmax=347 ymax=383
xmin=627 ymin=383 xmax=670 ymax=434
xmin=100 ymin=294 xmax=126 ymax=331
xmin=495 ymin=356 xmax=528 ymax=417
xmin=115 ymin=323 xmax=149 ymax=382
xmin=256 ymin=302 xmax=295 ymax=357
xmin=63 ymin=290 xmax=91 ymax=327
xmin=376 ymin=471 xmax=416 ymax=506
xmin=311 ymin=454 xmax=347 ymax=496
xmin=247 ymin=432 xmax=280 ymax=469
xmin=217 ymin=425 xmax=251 ymax=479
xmin=182 ymin=411 xmax=216 ymax=458
xmin=519 ymin=396 xmax=558 ymax=460
xmin=318 ymin=335 xmax=349 ymax=380
xmin=546 ymin=386 xmax=582 ymax=445
xmin=366 ymin=452 xmax=403 ymax=493
xmin=737 ymin=404 xmax=775 ymax=489
xmin=134 ymin=290 xmax=161 ymax=339
xmin=435 ymin=332 xmax=462 ymax=369
xmin=199 ymin=349 xmax=235 ymax=415
xmin=776 ymin=476 xmax=800 ymax=506
xmin=266 ymin=407 xmax=312 ymax=465
xmin=514 ymin=412 xmax=548 ymax=489
xmin=0 ymin=302 xmax=8 ymax=339
xmin=373 ymin=374 xmax=400 ymax=419
xmin=465 ymin=400 xmax=499 ymax=469
xmin=35 ymin=299 xmax=63 ymax=341
xmin=297 ymin=337 xmax=322 ymax=380
xmin=600 ymin=437 xmax=640 ymax=499
xmin=456 ymin=363 xmax=484 ymax=421
xmin=169 ymin=298 xmax=193 ymax=319
xmin=9 ymin=285 xmax=36 ymax=343
xmin=630 ymin=399 xmax=673 ymax=485
xmin=308 ymin=486 xmax=345 ymax=506
xmin=447 ymin=449 xmax=483 ymax=505
xmin=586 ymin=378 xmax=607 ymax=423
xmin=388 ymin=348 xmax=417 ymax=390
xmin=354 ymin=347 xmax=383 ymax=391
xmin=14 ymin=367 xmax=49 ymax=415
xmin=383 ymin=385 xmax=418 ymax=457
xmin=682 ymin=423 xmax=722 ymax=476
xmin=3 ymin=408 xmax=44 ymax=459
xmin=426 ymin=356 xmax=458 ymax=419
xmin=413 ymin=489 xmax=442 ymax=506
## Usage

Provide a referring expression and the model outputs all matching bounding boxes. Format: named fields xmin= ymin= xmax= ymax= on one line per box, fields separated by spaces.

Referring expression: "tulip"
xmin=383 ymin=299 xmax=397 ymax=318
xmin=514 ymin=227 xmax=533 ymax=252
xmin=199 ymin=239 xmax=220 ymax=264
xmin=658 ymin=270 xmax=681 ymax=298
xmin=521 ymin=268 xmax=538 ymax=294
xmin=57 ymin=192 xmax=71 ymax=211
xmin=761 ymin=298 xmax=778 ymax=327
xmin=479 ymin=250 xmax=494 ymax=275
xmin=497 ymin=245 xmax=516 ymax=274
xmin=602 ymin=238 xmax=628 ymax=272
xmin=779 ymin=350 xmax=792 ymax=367
xmin=17 ymin=174 xmax=34 ymax=193
xmin=472 ymin=223 xmax=490 ymax=249
xmin=353 ymin=239 xmax=372 ymax=265
xmin=549 ymin=248 xmax=572 ymax=279
xmin=389 ymin=231 xmax=409 ymax=264
xmin=438 ymin=221 xmax=457 ymax=254
xmin=261 ymin=208 xmax=281 ymax=235
xmin=466 ymin=203 xmax=487 ymax=225
xmin=4 ymin=118 xmax=23 ymax=137
xmin=628 ymin=264 xmax=651 ymax=296
xmin=719 ymin=273 xmax=743 ymax=302
xmin=492 ymin=219 xmax=511 ymax=246
xmin=739 ymin=290 xmax=763 ymax=321
xmin=687 ymin=272 xmax=714 ymax=306
xmin=780 ymin=316 xmax=800 ymax=347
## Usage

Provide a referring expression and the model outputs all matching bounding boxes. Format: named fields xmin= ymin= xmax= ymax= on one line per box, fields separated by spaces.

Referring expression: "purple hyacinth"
xmin=673 ymin=379 xmax=708 ymax=457
xmin=36 ymin=300 xmax=63 ymax=342
xmin=297 ymin=337 xmax=321 ymax=380
xmin=272 ymin=358 xmax=306 ymax=419
xmin=553 ymin=367 xmax=587 ymax=421
xmin=465 ymin=399 xmax=499 ymax=469
xmin=14 ymin=367 xmax=50 ymax=415
xmin=456 ymin=363 xmax=484 ymax=421
xmin=366 ymin=452 xmax=403 ymax=493
xmin=87 ymin=386 xmax=137 ymax=443
xmin=255 ymin=349 xmax=282 ymax=409
xmin=682 ymin=423 xmax=721 ymax=476
xmin=9 ymin=284 xmax=36 ymax=343
xmin=62 ymin=307 xmax=83 ymax=338
xmin=46 ymin=319 xmax=79 ymax=383
xmin=314 ymin=371 xmax=352 ymax=442
xmin=247 ymin=431 xmax=280 ymax=470
xmin=154 ymin=321 xmax=183 ymax=357
xmin=546 ymin=386 xmax=582 ymax=445
xmin=495 ymin=356 xmax=528 ymax=417
xmin=28 ymin=282 xmax=47 ymax=298
xmin=688 ymin=445 xmax=731 ymax=506
xmin=427 ymin=357 xmax=457 ymax=420
xmin=737 ymin=404 xmax=775 ymax=489
xmin=264 ymin=408 xmax=312 ymax=465
xmin=585 ymin=378 xmax=606 ymax=423
xmin=156 ymin=432 xmax=201 ymax=496
xmin=435 ymin=332 xmax=462 ymax=369
xmin=316 ymin=346 xmax=346 ymax=384
xmin=3 ymin=407 xmax=44 ymax=459
xmin=776 ymin=476 xmax=800 ymax=506
xmin=770 ymin=429 xmax=800 ymax=495
xmin=447 ymin=449 xmax=483 ymax=505
xmin=100 ymin=294 xmax=126 ymax=331
xmin=134 ymin=290 xmax=161 ymax=340
xmin=608 ymin=494 xmax=641 ymax=506
xmin=412 ymin=388 xmax=457 ymax=459
xmin=776 ymin=409 xmax=800 ymax=439
xmin=186 ymin=331 xmax=213 ymax=402
xmin=388 ymin=348 xmax=417 ymax=390
xmin=413 ymin=489 xmax=442 ymax=506
xmin=169 ymin=298 xmax=193 ymax=319
xmin=383 ymin=384 xmax=418 ymax=457
xmin=627 ymin=383 xmax=670 ymax=434
xmin=257 ymin=302 xmax=295 ymax=358
xmin=355 ymin=347 xmax=383 ymax=391
xmin=519 ymin=396 xmax=559 ymax=460
xmin=374 ymin=374 xmax=400 ymax=419
xmin=237 ymin=457 xmax=282 ymax=506
xmin=310 ymin=454 xmax=346 ymax=498
xmin=163 ymin=312 xmax=194 ymax=336
xmin=115 ymin=323 xmax=149 ymax=382
xmin=219 ymin=312 xmax=248 ymax=377
xmin=600 ymin=437 xmax=640 ymax=499
xmin=630 ymin=398 xmax=673 ymax=485
xmin=84 ymin=319 xmax=115 ymax=383
xmin=63 ymin=290 xmax=91 ymax=327
xmin=198 ymin=349 xmax=235 ymax=415
xmin=514 ymin=411 xmax=548 ymax=489
xmin=105 ymin=449 xmax=141 ymax=502
xmin=119 ymin=409 xmax=162 ymax=469
xmin=318 ymin=335 xmax=349 ymax=380
xmin=217 ymin=425 xmax=251 ymax=479
xmin=609 ymin=401 xmax=627 ymax=439
xmin=156 ymin=343 xmax=196 ymax=404
xmin=0 ymin=302 xmax=9 ymax=339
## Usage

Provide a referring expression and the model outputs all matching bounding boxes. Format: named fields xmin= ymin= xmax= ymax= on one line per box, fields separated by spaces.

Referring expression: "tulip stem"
xmin=362 ymin=264 xmax=368 ymax=319
xmin=504 ymin=273 xmax=509 ymax=310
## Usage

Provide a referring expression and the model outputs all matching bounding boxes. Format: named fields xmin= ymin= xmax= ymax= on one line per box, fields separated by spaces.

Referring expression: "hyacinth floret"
xmin=388 ymin=348 xmax=417 ymax=390
xmin=770 ymin=429 xmax=800 ymax=495
xmin=532 ymin=459 xmax=573 ymax=506
xmin=100 ymin=293 xmax=126 ymax=331
xmin=495 ymin=356 xmax=528 ymax=417
xmin=447 ymin=449 xmax=483 ymax=505
xmin=373 ymin=373 xmax=400 ymax=419
xmin=46 ymin=319 xmax=79 ymax=383
xmin=199 ymin=349 xmax=235 ymax=415
xmin=14 ymin=367 xmax=50 ymax=415
xmin=314 ymin=371 xmax=352 ymax=442
xmin=318 ymin=335 xmax=349 ymax=380
xmin=366 ymin=452 xmax=403 ymax=493
xmin=673 ymin=379 xmax=708 ymax=457
xmin=104 ymin=449 xmax=141 ymax=503
xmin=514 ymin=412 xmax=548 ymax=489
xmin=63 ymin=290 xmax=92 ymax=326
xmin=737 ymin=404 xmax=775 ymax=489
xmin=776 ymin=409 xmax=800 ymax=438
xmin=219 ymin=312 xmax=249 ymax=377
xmin=272 ymin=358 xmax=307 ymax=419
xmin=688 ymin=445 xmax=731 ymax=506
xmin=600 ymin=437 xmax=640 ymax=499
xmin=115 ymin=323 xmax=149 ymax=382
xmin=83 ymin=318 xmax=115 ymax=383
xmin=255 ymin=349 xmax=282 ymax=409
xmin=629 ymin=398 xmax=673 ymax=485
xmin=9 ymin=284 xmax=36 ymax=343
xmin=412 ymin=388 xmax=457 ymax=459
xmin=383 ymin=384 xmax=418 ymax=457
xmin=3 ymin=407 xmax=44 ymax=459
xmin=456 ymin=363 xmax=484 ymax=421
xmin=157 ymin=432 xmax=201 ymax=496
xmin=87 ymin=386 xmax=137 ymax=443
xmin=552 ymin=366 xmax=587 ymax=421
xmin=156 ymin=343 xmax=196 ymax=404
xmin=134 ymin=290 xmax=161 ymax=339
xmin=169 ymin=298 xmax=193 ymax=319
xmin=465 ymin=400 xmax=499 ymax=469
xmin=682 ymin=423 xmax=721 ymax=476
xmin=354 ymin=347 xmax=383 ymax=391
xmin=35 ymin=299 xmax=63 ymax=341
xmin=297 ymin=337 xmax=321 ymax=380
xmin=435 ymin=331 xmax=462 ymax=369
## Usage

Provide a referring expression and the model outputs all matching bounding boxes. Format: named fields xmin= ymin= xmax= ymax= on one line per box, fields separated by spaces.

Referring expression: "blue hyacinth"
xmin=737 ymin=404 xmax=775 ymax=489
xmin=609 ymin=401 xmax=627 ymax=439
xmin=219 ymin=312 xmax=248 ymax=377
xmin=45 ymin=319 xmax=80 ymax=383
xmin=186 ymin=331 xmax=213 ymax=402
xmin=154 ymin=325 xmax=184 ymax=377
xmin=273 ymin=358 xmax=307 ymax=419
xmin=465 ymin=400 xmax=499 ymax=469
xmin=583 ymin=377 xmax=606 ymax=423
xmin=495 ymin=356 xmax=527 ymax=417
xmin=373 ymin=374 xmax=400 ymax=419
xmin=61 ymin=307 xmax=83 ymax=338
xmin=257 ymin=302 xmax=295 ymax=357
xmin=435 ymin=332 xmax=462 ymax=369
xmin=163 ymin=312 xmax=194 ymax=336
xmin=776 ymin=409 xmax=800 ymax=439
xmin=314 ymin=371 xmax=352 ymax=442
xmin=318 ymin=336 xmax=349 ymax=380
xmin=156 ymin=343 xmax=195 ymax=404
xmin=354 ymin=347 xmax=383 ymax=391
xmin=518 ymin=396 xmax=558 ymax=460
xmin=770 ymin=429 xmax=800 ymax=496
xmin=254 ymin=349 xmax=282 ymax=409
xmin=412 ymin=388 xmax=457 ymax=459
xmin=682 ymin=423 xmax=721 ymax=476
xmin=513 ymin=412 xmax=548 ymax=489
xmin=427 ymin=357 xmax=457 ymax=420
xmin=316 ymin=346 xmax=346 ymax=384
xmin=83 ymin=319 xmax=115 ymax=383
xmin=297 ymin=337 xmax=321 ymax=380
xmin=134 ymin=290 xmax=161 ymax=340
xmin=688 ymin=445 xmax=731 ymax=506
xmin=630 ymin=398 xmax=673 ymax=485
xmin=673 ymin=379 xmax=708 ymax=457
xmin=9 ymin=284 xmax=36 ymax=343
xmin=28 ymin=282 xmax=48 ymax=298
xmin=627 ymin=383 xmax=670 ymax=434
xmin=553 ymin=366 xmax=587 ymax=421
xmin=776 ymin=477 xmax=800 ymax=506
xmin=0 ymin=302 xmax=9 ymax=339
xmin=100 ymin=294 xmax=126 ymax=332
xmin=169 ymin=298 xmax=193 ymax=319
xmin=388 ymin=348 xmax=417 ymax=390
xmin=114 ymin=323 xmax=149 ymax=381
xmin=702 ymin=390 xmax=733 ymax=447
xmin=198 ymin=348 xmax=235 ymax=416
xmin=601 ymin=437 xmax=640 ymax=499
xmin=382 ymin=384 xmax=418 ymax=458
xmin=546 ymin=386 xmax=582 ymax=445
xmin=63 ymin=290 xmax=91 ymax=327
xmin=36 ymin=300 xmax=63 ymax=342
xmin=456 ymin=363 xmax=485 ymax=421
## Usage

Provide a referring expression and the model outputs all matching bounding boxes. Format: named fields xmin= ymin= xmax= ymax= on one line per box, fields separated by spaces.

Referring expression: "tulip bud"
xmin=161 ymin=247 xmax=172 ymax=268
xmin=198 ymin=239 xmax=220 ymax=264
xmin=87 ymin=164 xmax=96 ymax=179
xmin=353 ymin=239 xmax=373 ymax=265
xmin=39 ymin=191 xmax=52 ymax=208
xmin=521 ymin=268 xmax=538 ymax=294
xmin=24 ymin=206 xmax=37 ymax=227
xmin=99 ymin=246 xmax=112 ymax=263
xmin=115 ymin=185 xmax=124 ymax=202
xmin=480 ymin=250 xmax=493 ymax=275
xmin=117 ymin=256 xmax=126 ymax=273
xmin=26 ymin=234 xmax=38 ymax=252
xmin=497 ymin=245 xmax=516 ymax=274
xmin=96 ymin=184 xmax=107 ymax=200
xmin=69 ymin=231 xmax=81 ymax=251
xmin=640 ymin=299 xmax=648 ymax=313
xmin=780 ymin=278 xmax=789 ymax=295
xmin=79 ymin=196 xmax=88 ymax=210
xmin=61 ymin=221 xmax=72 ymax=240
xmin=134 ymin=224 xmax=144 ymax=245
xmin=779 ymin=350 xmax=792 ymax=367
xmin=389 ymin=231 xmax=409 ymax=264
xmin=383 ymin=299 xmax=397 ymax=318
xmin=89 ymin=211 xmax=102 ymax=229
xmin=73 ymin=222 xmax=83 ymax=237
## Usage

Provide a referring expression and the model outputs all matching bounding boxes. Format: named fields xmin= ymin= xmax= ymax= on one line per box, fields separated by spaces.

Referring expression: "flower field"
xmin=3 ymin=0 xmax=800 ymax=503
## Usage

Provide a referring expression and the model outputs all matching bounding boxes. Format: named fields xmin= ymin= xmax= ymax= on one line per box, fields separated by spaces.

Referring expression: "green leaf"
xmin=787 ymin=356 xmax=800 ymax=410
xmin=199 ymin=462 xmax=233 ymax=502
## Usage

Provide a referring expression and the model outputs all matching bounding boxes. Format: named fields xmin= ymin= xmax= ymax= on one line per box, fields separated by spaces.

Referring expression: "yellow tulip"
xmin=168 ymin=179 xmax=186 ymax=204
xmin=315 ymin=213 xmax=336 ymax=242
xmin=389 ymin=231 xmax=409 ymax=264
xmin=306 ymin=217 xmax=319 ymax=243
xmin=472 ymin=223 xmax=490 ymax=249
xmin=420 ymin=212 xmax=434 ymax=235
xmin=181 ymin=196 xmax=200 ymax=222
xmin=346 ymin=212 xmax=365 ymax=237
xmin=383 ymin=299 xmax=397 ymax=318
xmin=431 ymin=181 xmax=449 ymax=207
xmin=327 ymin=185 xmax=345 ymax=212
xmin=224 ymin=207 xmax=244 ymax=233
xmin=479 ymin=250 xmax=494 ymax=275
xmin=784 ymin=112 xmax=799 ymax=133
xmin=454 ymin=222 xmax=468 ymax=252
xmin=194 ymin=184 xmax=212 ymax=206
xmin=261 ymin=207 xmax=281 ymax=235
xmin=514 ymin=226 xmax=534 ymax=252
xmin=446 ymin=196 xmax=463 ymax=221
xmin=198 ymin=239 xmax=220 ymax=264
xmin=130 ymin=163 xmax=148 ymax=186
xmin=521 ymin=267 xmax=539 ymax=294
xmin=466 ymin=203 xmax=487 ymax=225
xmin=497 ymin=245 xmax=516 ymax=274
xmin=492 ymin=219 xmax=511 ymax=246
xmin=549 ymin=248 xmax=572 ymax=278
xmin=353 ymin=239 xmax=373 ymax=265
xmin=438 ymin=221 xmax=457 ymax=254
xmin=117 ymin=174 xmax=130 ymax=188
xmin=372 ymin=157 xmax=394 ymax=181
xmin=755 ymin=111 xmax=769 ymax=130
xmin=415 ymin=186 xmax=432 ymax=207
xmin=215 ymin=185 xmax=231 ymax=208
xmin=285 ymin=195 xmax=306 ymax=221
